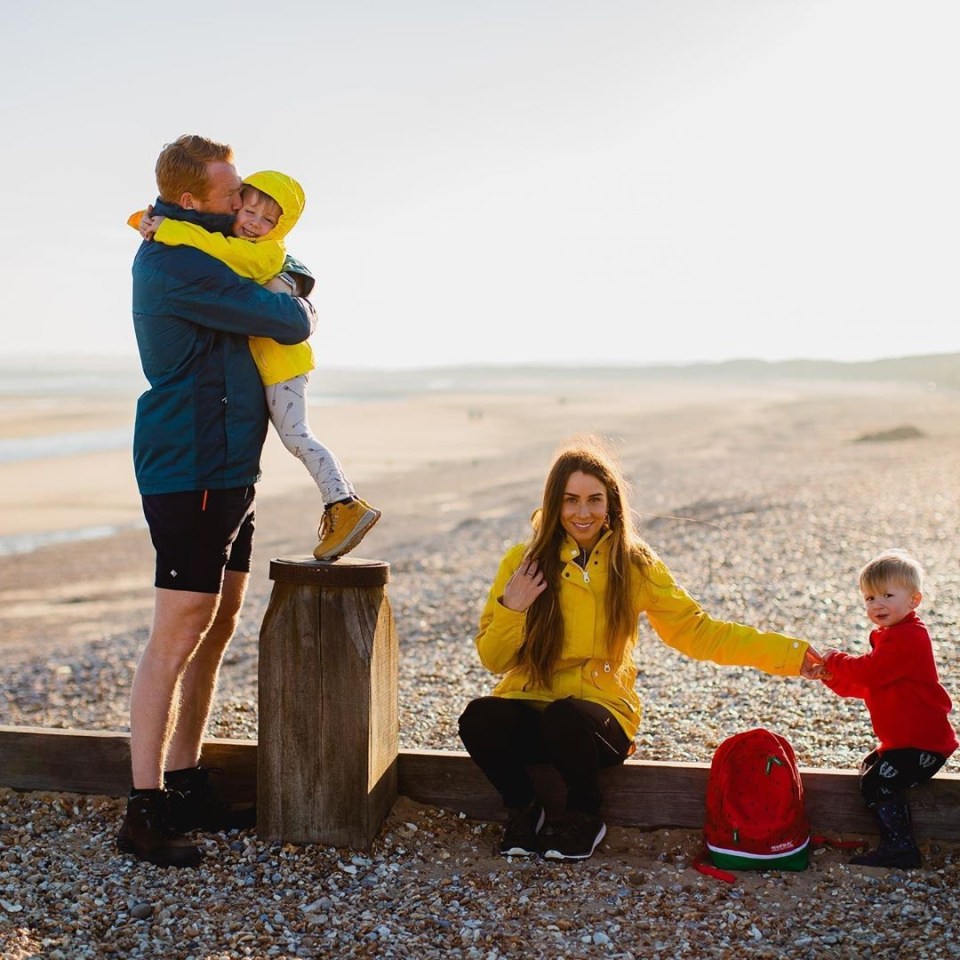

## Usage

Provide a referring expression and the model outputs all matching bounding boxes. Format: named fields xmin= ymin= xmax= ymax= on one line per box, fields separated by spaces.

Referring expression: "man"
xmin=119 ymin=135 xmax=317 ymax=867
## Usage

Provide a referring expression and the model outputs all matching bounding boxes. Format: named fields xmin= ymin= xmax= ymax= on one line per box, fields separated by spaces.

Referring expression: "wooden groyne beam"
xmin=1 ymin=727 xmax=958 ymax=841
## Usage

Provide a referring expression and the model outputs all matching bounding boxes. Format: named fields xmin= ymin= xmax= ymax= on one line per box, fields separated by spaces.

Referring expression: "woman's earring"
xmin=604 ymin=513 xmax=611 ymax=528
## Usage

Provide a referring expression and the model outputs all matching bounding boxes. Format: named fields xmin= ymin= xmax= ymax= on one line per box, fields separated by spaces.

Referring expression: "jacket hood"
xmin=242 ymin=171 xmax=305 ymax=244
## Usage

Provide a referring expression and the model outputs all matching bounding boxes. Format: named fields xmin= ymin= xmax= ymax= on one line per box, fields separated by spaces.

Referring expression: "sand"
xmin=0 ymin=376 xmax=758 ymax=537
xmin=2 ymin=371 xmax=960 ymax=959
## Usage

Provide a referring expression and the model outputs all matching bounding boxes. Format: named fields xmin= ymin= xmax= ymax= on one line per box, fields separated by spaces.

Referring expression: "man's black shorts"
xmin=142 ymin=486 xmax=256 ymax=594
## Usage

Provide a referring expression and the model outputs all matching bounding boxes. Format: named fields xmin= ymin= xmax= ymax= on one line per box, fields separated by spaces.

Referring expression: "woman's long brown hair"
xmin=519 ymin=436 xmax=656 ymax=687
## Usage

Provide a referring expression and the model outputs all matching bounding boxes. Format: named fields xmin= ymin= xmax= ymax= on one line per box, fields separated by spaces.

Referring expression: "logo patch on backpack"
xmin=704 ymin=728 xmax=810 ymax=872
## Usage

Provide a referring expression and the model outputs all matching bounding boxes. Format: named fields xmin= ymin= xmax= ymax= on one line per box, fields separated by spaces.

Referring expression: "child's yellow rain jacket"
xmin=128 ymin=170 xmax=314 ymax=386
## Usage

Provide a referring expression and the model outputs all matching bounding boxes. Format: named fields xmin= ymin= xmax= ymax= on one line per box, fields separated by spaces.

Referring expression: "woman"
xmin=458 ymin=436 xmax=821 ymax=862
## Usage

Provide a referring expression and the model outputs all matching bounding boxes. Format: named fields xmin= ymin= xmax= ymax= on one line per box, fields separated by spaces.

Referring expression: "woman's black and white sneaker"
xmin=542 ymin=812 xmax=606 ymax=861
xmin=499 ymin=801 xmax=545 ymax=857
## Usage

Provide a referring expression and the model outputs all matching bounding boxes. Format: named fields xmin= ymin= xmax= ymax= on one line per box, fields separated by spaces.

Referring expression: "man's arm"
xmin=280 ymin=254 xmax=315 ymax=298
xmin=140 ymin=246 xmax=315 ymax=344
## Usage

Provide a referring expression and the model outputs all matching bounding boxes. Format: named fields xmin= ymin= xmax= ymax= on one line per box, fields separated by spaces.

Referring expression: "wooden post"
xmin=257 ymin=556 xmax=396 ymax=849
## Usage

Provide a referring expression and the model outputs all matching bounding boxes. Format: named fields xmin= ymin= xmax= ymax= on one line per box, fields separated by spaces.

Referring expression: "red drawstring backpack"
xmin=700 ymin=728 xmax=810 ymax=875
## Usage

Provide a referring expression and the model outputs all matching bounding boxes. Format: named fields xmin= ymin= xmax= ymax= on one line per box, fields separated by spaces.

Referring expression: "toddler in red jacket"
xmin=820 ymin=549 xmax=957 ymax=868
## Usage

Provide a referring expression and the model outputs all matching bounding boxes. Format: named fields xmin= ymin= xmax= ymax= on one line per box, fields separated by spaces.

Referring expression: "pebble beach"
xmin=2 ymin=370 xmax=960 ymax=958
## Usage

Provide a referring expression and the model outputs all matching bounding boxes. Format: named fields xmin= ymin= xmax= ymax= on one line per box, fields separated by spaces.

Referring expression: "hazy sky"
xmin=3 ymin=1 xmax=957 ymax=369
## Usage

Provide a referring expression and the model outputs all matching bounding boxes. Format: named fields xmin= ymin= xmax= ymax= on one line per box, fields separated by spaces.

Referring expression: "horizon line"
xmin=1 ymin=350 xmax=958 ymax=375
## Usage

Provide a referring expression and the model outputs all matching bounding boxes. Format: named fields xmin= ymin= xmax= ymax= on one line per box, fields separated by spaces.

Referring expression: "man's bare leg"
xmin=129 ymin=587 xmax=220 ymax=789
xmin=121 ymin=585 xmax=221 ymax=868
xmin=165 ymin=570 xmax=249 ymax=772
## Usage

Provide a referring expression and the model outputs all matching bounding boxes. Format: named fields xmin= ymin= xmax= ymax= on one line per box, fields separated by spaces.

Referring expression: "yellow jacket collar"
xmin=560 ymin=528 xmax=613 ymax=561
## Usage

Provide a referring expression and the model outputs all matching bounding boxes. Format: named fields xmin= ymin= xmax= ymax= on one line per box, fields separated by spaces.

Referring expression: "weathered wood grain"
xmin=257 ymin=558 xmax=398 ymax=848
xmin=2 ymin=731 xmax=957 ymax=839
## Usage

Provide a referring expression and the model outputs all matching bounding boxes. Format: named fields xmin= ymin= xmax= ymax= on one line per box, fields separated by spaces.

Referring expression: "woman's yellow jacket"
xmin=475 ymin=534 xmax=810 ymax=740
xmin=129 ymin=170 xmax=314 ymax=386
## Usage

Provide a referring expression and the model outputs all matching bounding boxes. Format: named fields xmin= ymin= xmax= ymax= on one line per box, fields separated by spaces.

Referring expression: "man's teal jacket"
xmin=131 ymin=200 xmax=315 ymax=495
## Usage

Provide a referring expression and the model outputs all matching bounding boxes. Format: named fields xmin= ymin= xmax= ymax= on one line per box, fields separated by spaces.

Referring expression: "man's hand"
xmin=265 ymin=274 xmax=297 ymax=296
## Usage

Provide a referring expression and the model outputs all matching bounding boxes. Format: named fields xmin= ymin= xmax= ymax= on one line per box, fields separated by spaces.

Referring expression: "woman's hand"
xmin=816 ymin=648 xmax=837 ymax=681
xmin=800 ymin=645 xmax=829 ymax=680
xmin=501 ymin=558 xmax=547 ymax=612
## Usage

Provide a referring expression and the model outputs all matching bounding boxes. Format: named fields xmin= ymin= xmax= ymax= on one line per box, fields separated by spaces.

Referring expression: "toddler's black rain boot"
xmin=850 ymin=797 xmax=921 ymax=869
xmin=117 ymin=789 xmax=204 ymax=868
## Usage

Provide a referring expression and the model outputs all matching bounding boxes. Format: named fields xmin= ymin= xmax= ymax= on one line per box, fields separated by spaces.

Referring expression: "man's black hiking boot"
xmin=117 ymin=790 xmax=203 ymax=869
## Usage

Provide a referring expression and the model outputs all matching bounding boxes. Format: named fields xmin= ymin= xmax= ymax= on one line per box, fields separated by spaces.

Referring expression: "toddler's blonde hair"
xmin=859 ymin=549 xmax=924 ymax=595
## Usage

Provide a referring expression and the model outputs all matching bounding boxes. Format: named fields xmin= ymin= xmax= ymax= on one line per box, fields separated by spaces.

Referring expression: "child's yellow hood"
xmin=243 ymin=170 xmax=305 ymax=244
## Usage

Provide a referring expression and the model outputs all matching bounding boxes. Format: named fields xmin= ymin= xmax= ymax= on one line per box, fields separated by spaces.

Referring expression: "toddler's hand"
xmin=800 ymin=645 xmax=825 ymax=680
xmin=816 ymin=648 xmax=839 ymax=682
xmin=139 ymin=213 xmax=164 ymax=240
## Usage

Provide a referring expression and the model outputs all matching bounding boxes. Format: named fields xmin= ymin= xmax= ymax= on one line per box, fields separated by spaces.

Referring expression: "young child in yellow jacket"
xmin=131 ymin=171 xmax=379 ymax=560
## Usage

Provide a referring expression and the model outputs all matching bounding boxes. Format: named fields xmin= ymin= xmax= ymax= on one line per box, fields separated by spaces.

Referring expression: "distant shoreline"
xmin=1 ymin=349 xmax=958 ymax=395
